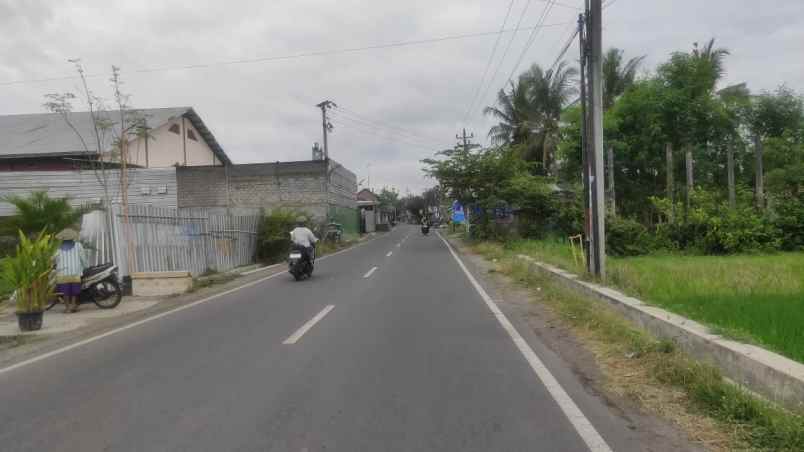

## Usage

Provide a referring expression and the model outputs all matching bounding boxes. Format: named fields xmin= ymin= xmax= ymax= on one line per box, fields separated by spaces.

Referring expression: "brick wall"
xmin=177 ymin=160 xmax=357 ymax=222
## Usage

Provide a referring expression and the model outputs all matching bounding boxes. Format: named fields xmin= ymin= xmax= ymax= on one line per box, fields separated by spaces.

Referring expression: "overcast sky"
xmin=1 ymin=0 xmax=802 ymax=194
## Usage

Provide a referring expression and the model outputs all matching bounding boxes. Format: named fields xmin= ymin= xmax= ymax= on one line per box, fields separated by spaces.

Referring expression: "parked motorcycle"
xmin=47 ymin=263 xmax=123 ymax=310
xmin=288 ymin=244 xmax=315 ymax=281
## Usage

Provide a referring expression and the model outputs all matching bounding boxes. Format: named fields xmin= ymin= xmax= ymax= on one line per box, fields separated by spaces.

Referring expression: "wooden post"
xmin=665 ymin=142 xmax=674 ymax=223
xmin=727 ymin=143 xmax=736 ymax=209
xmin=754 ymin=134 xmax=764 ymax=209
xmin=685 ymin=144 xmax=694 ymax=214
xmin=607 ymin=145 xmax=615 ymax=214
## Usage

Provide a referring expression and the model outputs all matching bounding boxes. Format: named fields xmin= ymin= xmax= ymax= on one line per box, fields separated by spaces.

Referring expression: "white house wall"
xmin=127 ymin=118 xmax=220 ymax=168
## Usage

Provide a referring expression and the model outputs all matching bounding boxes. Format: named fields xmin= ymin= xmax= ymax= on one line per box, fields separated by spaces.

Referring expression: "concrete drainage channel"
xmin=515 ymin=254 xmax=804 ymax=411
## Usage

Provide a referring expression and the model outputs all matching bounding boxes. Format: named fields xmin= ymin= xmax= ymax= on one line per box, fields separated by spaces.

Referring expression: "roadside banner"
xmin=452 ymin=200 xmax=465 ymax=224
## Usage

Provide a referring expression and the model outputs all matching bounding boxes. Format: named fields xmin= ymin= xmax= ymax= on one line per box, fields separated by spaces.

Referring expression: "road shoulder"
xmin=444 ymin=235 xmax=706 ymax=452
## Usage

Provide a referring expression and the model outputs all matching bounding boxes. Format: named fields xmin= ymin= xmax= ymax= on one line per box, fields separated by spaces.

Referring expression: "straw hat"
xmin=55 ymin=228 xmax=80 ymax=241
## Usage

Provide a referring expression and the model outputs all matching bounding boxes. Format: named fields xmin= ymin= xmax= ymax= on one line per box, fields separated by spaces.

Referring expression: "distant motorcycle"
xmin=288 ymin=244 xmax=315 ymax=281
xmin=421 ymin=224 xmax=430 ymax=235
xmin=44 ymin=263 xmax=123 ymax=310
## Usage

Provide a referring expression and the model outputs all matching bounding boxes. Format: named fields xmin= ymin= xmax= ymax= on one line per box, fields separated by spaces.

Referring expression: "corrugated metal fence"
xmin=111 ymin=205 xmax=260 ymax=277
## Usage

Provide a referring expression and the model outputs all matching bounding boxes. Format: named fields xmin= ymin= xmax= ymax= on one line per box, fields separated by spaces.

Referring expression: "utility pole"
xmin=578 ymin=12 xmax=592 ymax=274
xmin=316 ymin=100 xmax=336 ymax=160
xmin=588 ymin=0 xmax=606 ymax=278
xmin=456 ymin=128 xmax=476 ymax=153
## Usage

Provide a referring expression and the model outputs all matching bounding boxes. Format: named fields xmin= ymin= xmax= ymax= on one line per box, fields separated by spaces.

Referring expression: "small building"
xmin=0 ymin=107 xmax=230 ymax=171
xmin=357 ymin=188 xmax=379 ymax=233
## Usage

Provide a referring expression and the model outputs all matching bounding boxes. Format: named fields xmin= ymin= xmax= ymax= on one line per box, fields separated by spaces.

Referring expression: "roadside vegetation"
xmin=426 ymin=38 xmax=804 ymax=363
xmin=479 ymin=239 xmax=804 ymax=362
xmin=256 ymin=209 xmax=359 ymax=264
xmin=472 ymin=242 xmax=804 ymax=451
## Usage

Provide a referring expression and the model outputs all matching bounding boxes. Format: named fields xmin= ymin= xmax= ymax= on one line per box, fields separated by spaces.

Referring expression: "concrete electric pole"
xmin=578 ymin=12 xmax=592 ymax=274
xmin=590 ymin=0 xmax=605 ymax=278
xmin=456 ymin=128 xmax=477 ymax=153
xmin=316 ymin=100 xmax=336 ymax=160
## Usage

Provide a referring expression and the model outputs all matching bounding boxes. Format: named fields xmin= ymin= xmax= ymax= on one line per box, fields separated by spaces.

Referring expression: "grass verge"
xmin=479 ymin=238 xmax=804 ymax=364
xmin=472 ymin=241 xmax=804 ymax=452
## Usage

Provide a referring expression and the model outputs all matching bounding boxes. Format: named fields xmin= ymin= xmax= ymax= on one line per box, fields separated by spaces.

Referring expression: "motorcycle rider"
xmin=290 ymin=216 xmax=318 ymax=264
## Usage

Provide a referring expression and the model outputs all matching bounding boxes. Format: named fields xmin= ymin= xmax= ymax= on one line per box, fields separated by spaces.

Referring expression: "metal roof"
xmin=0 ymin=107 xmax=231 ymax=165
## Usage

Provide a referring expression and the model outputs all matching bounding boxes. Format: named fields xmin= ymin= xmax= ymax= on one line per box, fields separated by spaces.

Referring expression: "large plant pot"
xmin=17 ymin=311 xmax=44 ymax=332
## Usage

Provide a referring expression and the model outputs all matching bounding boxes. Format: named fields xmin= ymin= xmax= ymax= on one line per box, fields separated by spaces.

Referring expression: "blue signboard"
xmin=452 ymin=200 xmax=465 ymax=224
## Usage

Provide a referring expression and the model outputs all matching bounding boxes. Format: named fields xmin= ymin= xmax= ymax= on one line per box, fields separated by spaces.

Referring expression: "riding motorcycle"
xmin=421 ymin=223 xmax=430 ymax=235
xmin=288 ymin=244 xmax=315 ymax=281
xmin=47 ymin=263 xmax=123 ymax=310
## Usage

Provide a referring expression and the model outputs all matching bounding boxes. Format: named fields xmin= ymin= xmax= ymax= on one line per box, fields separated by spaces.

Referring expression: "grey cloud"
xmin=0 ymin=0 xmax=802 ymax=193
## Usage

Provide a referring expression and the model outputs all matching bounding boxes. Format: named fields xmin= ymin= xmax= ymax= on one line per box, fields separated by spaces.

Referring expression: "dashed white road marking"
xmin=282 ymin=305 xmax=335 ymax=345
xmin=386 ymin=251 xmax=393 ymax=257
xmin=363 ymin=266 xmax=378 ymax=278
xmin=437 ymin=232 xmax=612 ymax=452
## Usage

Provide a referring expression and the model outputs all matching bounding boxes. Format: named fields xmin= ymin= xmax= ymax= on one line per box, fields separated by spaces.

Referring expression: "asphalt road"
xmin=0 ymin=225 xmax=657 ymax=451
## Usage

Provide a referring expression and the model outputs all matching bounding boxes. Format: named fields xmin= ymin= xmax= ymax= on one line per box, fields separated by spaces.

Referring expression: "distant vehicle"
xmin=421 ymin=223 xmax=430 ymax=235
xmin=325 ymin=222 xmax=343 ymax=242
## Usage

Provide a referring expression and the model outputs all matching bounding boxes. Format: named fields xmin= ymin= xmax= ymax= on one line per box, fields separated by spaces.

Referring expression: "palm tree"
xmin=601 ymin=48 xmax=645 ymax=212
xmin=484 ymin=62 xmax=578 ymax=173
xmin=522 ymin=61 xmax=578 ymax=172
xmin=2 ymin=191 xmax=85 ymax=237
xmin=483 ymin=79 xmax=532 ymax=147
xmin=692 ymin=38 xmax=730 ymax=90
xmin=602 ymin=48 xmax=645 ymax=111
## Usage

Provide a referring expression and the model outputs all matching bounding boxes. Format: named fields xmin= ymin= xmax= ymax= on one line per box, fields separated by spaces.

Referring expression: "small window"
xmin=187 ymin=129 xmax=198 ymax=141
xmin=169 ymin=123 xmax=180 ymax=134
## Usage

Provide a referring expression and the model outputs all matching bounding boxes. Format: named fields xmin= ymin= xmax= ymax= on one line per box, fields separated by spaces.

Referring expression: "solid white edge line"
xmin=386 ymin=251 xmax=393 ymax=257
xmin=240 ymin=263 xmax=280 ymax=275
xmin=436 ymin=232 xmax=613 ymax=452
xmin=0 ymin=236 xmax=373 ymax=377
xmin=282 ymin=304 xmax=335 ymax=345
xmin=363 ymin=266 xmax=378 ymax=278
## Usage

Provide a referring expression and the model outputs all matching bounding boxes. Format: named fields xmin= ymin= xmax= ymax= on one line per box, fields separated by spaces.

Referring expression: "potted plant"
xmin=0 ymin=231 xmax=58 ymax=332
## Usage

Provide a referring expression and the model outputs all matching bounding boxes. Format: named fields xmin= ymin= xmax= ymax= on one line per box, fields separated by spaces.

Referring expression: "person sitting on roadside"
xmin=55 ymin=228 xmax=87 ymax=313
xmin=290 ymin=217 xmax=318 ymax=263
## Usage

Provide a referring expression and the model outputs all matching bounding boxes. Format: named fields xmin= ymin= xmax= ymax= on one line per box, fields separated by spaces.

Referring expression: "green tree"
xmin=2 ymin=192 xmax=85 ymax=237
xmin=743 ymin=85 xmax=804 ymax=208
xmin=485 ymin=62 xmax=578 ymax=174
xmin=377 ymin=187 xmax=402 ymax=220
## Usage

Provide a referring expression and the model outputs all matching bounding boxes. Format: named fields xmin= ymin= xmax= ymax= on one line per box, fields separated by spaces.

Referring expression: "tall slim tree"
xmin=602 ymin=48 xmax=645 ymax=213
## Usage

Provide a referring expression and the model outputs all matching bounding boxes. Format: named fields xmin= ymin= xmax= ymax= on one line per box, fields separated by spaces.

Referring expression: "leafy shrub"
xmin=771 ymin=193 xmax=804 ymax=251
xmin=256 ymin=210 xmax=307 ymax=263
xmin=1 ymin=231 xmax=58 ymax=313
xmin=653 ymin=190 xmax=781 ymax=254
xmin=606 ymin=215 xmax=654 ymax=256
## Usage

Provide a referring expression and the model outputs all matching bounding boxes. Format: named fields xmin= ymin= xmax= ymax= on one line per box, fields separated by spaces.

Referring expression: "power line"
xmin=332 ymin=113 xmax=441 ymax=152
xmin=0 ymin=22 xmax=574 ymax=87
xmin=460 ymin=0 xmax=516 ymax=124
xmin=328 ymin=110 xmax=443 ymax=150
xmin=503 ymin=0 xmax=558 ymax=86
xmin=468 ymin=0 xmax=535 ymax=121
xmin=536 ymin=0 xmax=583 ymax=9
xmin=333 ymin=105 xmax=443 ymax=146
xmin=548 ymin=24 xmax=579 ymax=73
